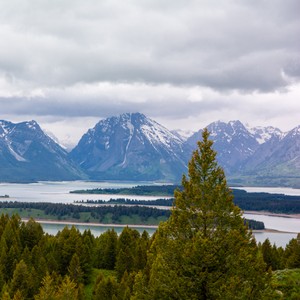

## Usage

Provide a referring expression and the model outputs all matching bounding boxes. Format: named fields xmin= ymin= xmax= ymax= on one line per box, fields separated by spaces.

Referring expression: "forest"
xmin=1 ymin=130 xmax=300 ymax=299
xmin=0 ymin=202 xmax=170 ymax=225
xmin=0 ymin=214 xmax=299 ymax=299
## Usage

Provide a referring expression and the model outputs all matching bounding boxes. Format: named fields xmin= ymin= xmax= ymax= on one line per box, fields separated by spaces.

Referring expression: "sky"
xmin=0 ymin=0 xmax=300 ymax=149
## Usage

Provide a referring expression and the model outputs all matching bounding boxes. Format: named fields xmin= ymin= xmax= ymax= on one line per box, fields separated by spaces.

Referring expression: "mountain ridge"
xmin=1 ymin=114 xmax=300 ymax=187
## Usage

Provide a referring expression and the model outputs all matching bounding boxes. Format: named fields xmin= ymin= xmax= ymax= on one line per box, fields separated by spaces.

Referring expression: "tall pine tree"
xmin=133 ymin=129 xmax=272 ymax=299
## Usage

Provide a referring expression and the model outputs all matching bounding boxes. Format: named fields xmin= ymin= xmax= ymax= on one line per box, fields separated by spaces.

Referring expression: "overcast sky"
xmin=1 ymin=0 xmax=300 ymax=148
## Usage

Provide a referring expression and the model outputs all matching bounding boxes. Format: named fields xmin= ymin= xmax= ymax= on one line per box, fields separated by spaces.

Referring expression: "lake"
xmin=234 ymin=186 xmax=300 ymax=196
xmin=0 ymin=181 xmax=170 ymax=203
xmin=0 ymin=181 xmax=299 ymax=247
xmin=39 ymin=221 xmax=296 ymax=248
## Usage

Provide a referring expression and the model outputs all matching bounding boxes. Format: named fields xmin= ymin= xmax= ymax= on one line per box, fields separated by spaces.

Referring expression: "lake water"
xmin=0 ymin=181 xmax=170 ymax=203
xmin=234 ymin=186 xmax=300 ymax=196
xmin=40 ymin=222 xmax=296 ymax=248
xmin=1 ymin=181 xmax=299 ymax=247
xmin=41 ymin=222 xmax=157 ymax=237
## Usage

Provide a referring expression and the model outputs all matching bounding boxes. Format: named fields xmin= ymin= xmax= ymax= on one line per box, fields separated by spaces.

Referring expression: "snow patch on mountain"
xmin=120 ymin=117 xmax=134 ymax=166
xmin=6 ymin=140 xmax=27 ymax=162
xmin=247 ymin=125 xmax=284 ymax=144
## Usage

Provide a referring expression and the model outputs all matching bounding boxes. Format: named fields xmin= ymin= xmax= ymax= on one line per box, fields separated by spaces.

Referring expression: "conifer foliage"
xmin=133 ymin=129 xmax=272 ymax=299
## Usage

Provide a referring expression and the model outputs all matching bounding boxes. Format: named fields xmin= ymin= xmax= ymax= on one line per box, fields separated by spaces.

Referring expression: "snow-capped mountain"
xmin=70 ymin=113 xmax=191 ymax=181
xmin=171 ymin=129 xmax=195 ymax=141
xmin=243 ymin=125 xmax=300 ymax=181
xmin=246 ymin=125 xmax=284 ymax=144
xmin=185 ymin=120 xmax=300 ymax=186
xmin=1 ymin=115 xmax=300 ymax=186
xmin=0 ymin=120 xmax=85 ymax=182
xmin=186 ymin=120 xmax=260 ymax=175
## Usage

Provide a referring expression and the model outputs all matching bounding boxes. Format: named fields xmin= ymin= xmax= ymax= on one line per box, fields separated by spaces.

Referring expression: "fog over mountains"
xmin=1 ymin=113 xmax=300 ymax=186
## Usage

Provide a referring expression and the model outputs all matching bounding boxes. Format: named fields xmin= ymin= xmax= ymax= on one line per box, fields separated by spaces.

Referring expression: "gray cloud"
xmin=0 ymin=0 xmax=299 ymax=91
xmin=1 ymin=0 xmax=300 ymax=147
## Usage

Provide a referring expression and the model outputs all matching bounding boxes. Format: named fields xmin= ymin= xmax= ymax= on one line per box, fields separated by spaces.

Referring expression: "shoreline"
xmin=252 ymin=228 xmax=296 ymax=234
xmin=21 ymin=217 xmax=297 ymax=234
xmin=21 ymin=218 xmax=159 ymax=229
xmin=244 ymin=210 xmax=300 ymax=219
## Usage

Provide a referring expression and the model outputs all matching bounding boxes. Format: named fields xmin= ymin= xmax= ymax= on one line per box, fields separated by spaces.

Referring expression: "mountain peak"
xmin=70 ymin=113 xmax=189 ymax=181
xmin=0 ymin=119 xmax=85 ymax=182
xmin=247 ymin=125 xmax=283 ymax=144
xmin=285 ymin=125 xmax=300 ymax=138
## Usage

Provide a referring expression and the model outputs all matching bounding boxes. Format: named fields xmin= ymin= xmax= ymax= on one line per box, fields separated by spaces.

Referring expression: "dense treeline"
xmin=0 ymin=201 xmax=264 ymax=230
xmin=0 ymin=202 xmax=170 ymax=224
xmin=233 ymin=189 xmax=300 ymax=213
xmin=71 ymin=185 xmax=300 ymax=214
xmin=0 ymin=214 xmax=299 ymax=299
xmin=0 ymin=213 xmax=152 ymax=299
xmin=70 ymin=185 xmax=180 ymax=196
xmin=76 ymin=198 xmax=174 ymax=206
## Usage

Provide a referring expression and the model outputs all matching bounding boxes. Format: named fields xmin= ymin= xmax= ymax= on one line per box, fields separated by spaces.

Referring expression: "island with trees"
xmin=71 ymin=185 xmax=300 ymax=214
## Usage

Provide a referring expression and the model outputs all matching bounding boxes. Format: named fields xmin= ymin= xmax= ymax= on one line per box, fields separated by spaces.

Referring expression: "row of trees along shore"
xmin=0 ymin=129 xmax=300 ymax=299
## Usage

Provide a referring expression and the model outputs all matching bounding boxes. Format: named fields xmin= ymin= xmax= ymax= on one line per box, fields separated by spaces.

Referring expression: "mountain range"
xmin=1 ymin=113 xmax=300 ymax=187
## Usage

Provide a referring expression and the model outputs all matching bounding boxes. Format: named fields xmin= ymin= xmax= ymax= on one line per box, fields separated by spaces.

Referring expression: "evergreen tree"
xmin=68 ymin=254 xmax=84 ymax=285
xmin=261 ymin=239 xmax=274 ymax=270
xmin=34 ymin=275 xmax=56 ymax=300
xmin=285 ymin=235 xmax=300 ymax=268
xmin=135 ymin=231 xmax=149 ymax=271
xmin=261 ymin=239 xmax=283 ymax=271
xmin=75 ymin=236 xmax=93 ymax=283
xmin=92 ymin=274 xmax=119 ymax=300
xmin=55 ymin=276 xmax=78 ymax=300
xmin=115 ymin=227 xmax=139 ymax=280
xmin=1 ymin=284 xmax=11 ymax=300
xmin=20 ymin=218 xmax=44 ymax=250
xmin=12 ymin=290 xmax=24 ymax=300
xmin=94 ymin=229 xmax=118 ymax=270
xmin=10 ymin=260 xmax=34 ymax=299
xmin=133 ymin=129 xmax=272 ymax=299
xmin=55 ymin=226 xmax=81 ymax=276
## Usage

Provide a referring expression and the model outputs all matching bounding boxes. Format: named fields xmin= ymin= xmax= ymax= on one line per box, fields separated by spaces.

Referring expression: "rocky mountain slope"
xmin=241 ymin=126 xmax=300 ymax=185
xmin=69 ymin=113 xmax=191 ymax=181
xmin=0 ymin=120 xmax=85 ymax=182
xmin=186 ymin=121 xmax=260 ymax=175
xmin=186 ymin=120 xmax=300 ymax=187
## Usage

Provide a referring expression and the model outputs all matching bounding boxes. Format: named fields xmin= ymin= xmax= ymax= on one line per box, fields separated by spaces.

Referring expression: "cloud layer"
xmin=0 ymin=0 xmax=300 ymax=147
